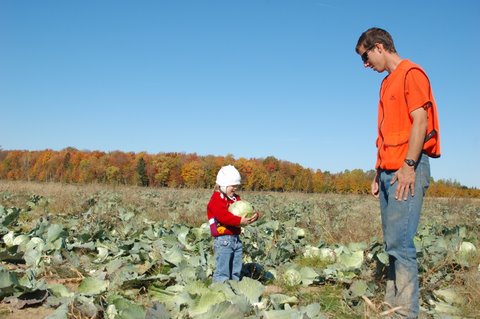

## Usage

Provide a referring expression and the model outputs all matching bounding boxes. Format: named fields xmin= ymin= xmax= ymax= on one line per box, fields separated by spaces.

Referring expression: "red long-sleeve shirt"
xmin=206 ymin=191 xmax=242 ymax=236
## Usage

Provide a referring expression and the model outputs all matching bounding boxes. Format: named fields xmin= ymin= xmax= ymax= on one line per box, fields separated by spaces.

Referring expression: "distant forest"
xmin=0 ymin=148 xmax=478 ymax=198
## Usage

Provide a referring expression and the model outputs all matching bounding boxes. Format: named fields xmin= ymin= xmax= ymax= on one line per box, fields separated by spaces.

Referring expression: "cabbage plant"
xmin=283 ymin=268 xmax=302 ymax=287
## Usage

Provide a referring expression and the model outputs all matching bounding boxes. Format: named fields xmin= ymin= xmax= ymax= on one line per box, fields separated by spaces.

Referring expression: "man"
xmin=355 ymin=28 xmax=440 ymax=318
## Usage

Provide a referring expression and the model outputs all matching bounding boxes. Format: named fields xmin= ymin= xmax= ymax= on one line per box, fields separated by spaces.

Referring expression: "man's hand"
xmin=390 ymin=106 xmax=426 ymax=201
xmin=392 ymin=165 xmax=416 ymax=200
xmin=371 ymin=174 xmax=380 ymax=199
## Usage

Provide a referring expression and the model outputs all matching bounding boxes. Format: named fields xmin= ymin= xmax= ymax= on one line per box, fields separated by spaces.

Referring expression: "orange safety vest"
xmin=376 ymin=60 xmax=441 ymax=170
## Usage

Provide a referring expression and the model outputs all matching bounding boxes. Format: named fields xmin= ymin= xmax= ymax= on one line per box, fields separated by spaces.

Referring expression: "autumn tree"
xmin=202 ymin=155 xmax=224 ymax=188
xmin=0 ymin=151 xmax=23 ymax=180
xmin=153 ymin=154 xmax=177 ymax=187
xmin=136 ymin=157 xmax=149 ymax=186
xmin=238 ymin=159 xmax=269 ymax=191
xmin=106 ymin=166 xmax=121 ymax=184
xmin=181 ymin=160 xmax=204 ymax=188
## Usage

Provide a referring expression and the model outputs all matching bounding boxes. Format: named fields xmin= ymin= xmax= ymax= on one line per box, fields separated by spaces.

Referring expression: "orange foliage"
xmin=0 ymin=149 xmax=478 ymax=197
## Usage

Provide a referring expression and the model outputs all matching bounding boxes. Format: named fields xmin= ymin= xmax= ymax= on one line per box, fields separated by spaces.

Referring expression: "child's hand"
xmin=240 ymin=213 xmax=258 ymax=226
xmin=240 ymin=213 xmax=259 ymax=226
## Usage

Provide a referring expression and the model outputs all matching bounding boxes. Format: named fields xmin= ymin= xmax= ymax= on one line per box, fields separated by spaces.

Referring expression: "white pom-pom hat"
xmin=216 ymin=165 xmax=241 ymax=187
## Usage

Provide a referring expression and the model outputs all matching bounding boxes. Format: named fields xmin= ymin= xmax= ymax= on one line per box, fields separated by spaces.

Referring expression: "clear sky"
xmin=1 ymin=1 xmax=479 ymax=188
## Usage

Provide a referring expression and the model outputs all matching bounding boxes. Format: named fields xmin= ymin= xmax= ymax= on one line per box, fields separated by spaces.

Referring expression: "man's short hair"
xmin=356 ymin=27 xmax=397 ymax=54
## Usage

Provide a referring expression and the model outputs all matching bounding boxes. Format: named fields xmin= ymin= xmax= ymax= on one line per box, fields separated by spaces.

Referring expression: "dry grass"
xmin=456 ymin=253 xmax=480 ymax=318
xmin=0 ymin=180 xmax=211 ymax=225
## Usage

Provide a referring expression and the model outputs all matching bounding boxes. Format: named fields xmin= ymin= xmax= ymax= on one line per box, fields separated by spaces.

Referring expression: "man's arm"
xmin=391 ymin=106 xmax=428 ymax=200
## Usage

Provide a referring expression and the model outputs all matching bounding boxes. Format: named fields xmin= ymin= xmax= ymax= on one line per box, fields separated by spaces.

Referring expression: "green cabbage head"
xmin=228 ymin=200 xmax=254 ymax=218
xmin=283 ymin=268 xmax=302 ymax=287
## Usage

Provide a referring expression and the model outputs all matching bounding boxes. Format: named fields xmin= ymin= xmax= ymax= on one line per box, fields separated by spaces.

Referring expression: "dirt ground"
xmin=0 ymin=304 xmax=54 ymax=319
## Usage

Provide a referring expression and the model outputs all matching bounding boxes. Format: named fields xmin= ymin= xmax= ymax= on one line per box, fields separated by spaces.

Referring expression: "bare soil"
xmin=0 ymin=304 xmax=54 ymax=319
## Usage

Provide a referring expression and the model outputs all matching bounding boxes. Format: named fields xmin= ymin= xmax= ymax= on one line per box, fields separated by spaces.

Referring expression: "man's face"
xmin=359 ymin=43 xmax=384 ymax=73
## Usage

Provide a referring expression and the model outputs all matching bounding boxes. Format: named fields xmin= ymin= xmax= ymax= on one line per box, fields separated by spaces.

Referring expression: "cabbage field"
xmin=0 ymin=181 xmax=479 ymax=318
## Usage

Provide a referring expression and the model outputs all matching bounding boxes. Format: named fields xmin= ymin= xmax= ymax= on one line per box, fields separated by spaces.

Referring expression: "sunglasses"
xmin=361 ymin=45 xmax=375 ymax=64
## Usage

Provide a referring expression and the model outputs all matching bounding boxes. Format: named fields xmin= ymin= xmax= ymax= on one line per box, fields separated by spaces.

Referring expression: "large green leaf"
xmin=107 ymin=294 xmax=146 ymax=319
xmin=262 ymin=308 xmax=304 ymax=319
xmin=3 ymin=231 xmax=15 ymax=246
xmin=229 ymin=277 xmax=265 ymax=305
xmin=46 ymin=224 xmax=66 ymax=244
xmin=347 ymin=242 xmax=367 ymax=252
xmin=209 ymin=282 xmax=237 ymax=299
xmin=1 ymin=207 xmax=20 ymax=227
xmin=162 ymin=246 xmax=185 ymax=266
xmin=345 ymin=280 xmax=369 ymax=299
xmin=194 ymin=301 xmax=245 ymax=319
xmin=184 ymin=280 xmax=210 ymax=296
xmin=47 ymin=283 xmax=74 ymax=298
xmin=145 ymin=302 xmax=171 ymax=319
xmin=301 ymin=303 xmax=326 ymax=319
xmin=105 ymin=258 xmax=123 ymax=275
xmin=170 ymin=260 xmax=199 ymax=284
xmin=299 ymin=266 xmax=318 ymax=286
xmin=188 ymin=290 xmax=227 ymax=317
xmin=190 ymin=223 xmax=210 ymax=242
xmin=24 ymin=237 xmax=45 ymax=267
xmin=45 ymin=303 xmax=69 ymax=319
xmin=0 ymin=267 xmax=16 ymax=286
xmin=175 ymin=225 xmax=195 ymax=251
xmin=149 ymin=285 xmax=193 ymax=315
xmin=78 ymin=277 xmax=109 ymax=295
xmin=376 ymin=252 xmax=389 ymax=265
xmin=93 ymin=246 xmax=109 ymax=263
xmin=75 ymin=295 xmax=98 ymax=317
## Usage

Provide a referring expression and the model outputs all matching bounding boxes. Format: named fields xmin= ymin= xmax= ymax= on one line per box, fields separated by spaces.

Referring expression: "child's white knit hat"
xmin=216 ymin=165 xmax=241 ymax=187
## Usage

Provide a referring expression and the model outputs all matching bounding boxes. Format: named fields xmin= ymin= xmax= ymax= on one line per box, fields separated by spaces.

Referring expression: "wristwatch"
xmin=404 ymin=159 xmax=416 ymax=167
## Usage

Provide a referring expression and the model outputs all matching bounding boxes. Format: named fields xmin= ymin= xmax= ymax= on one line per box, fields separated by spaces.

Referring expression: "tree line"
xmin=0 ymin=148 xmax=478 ymax=198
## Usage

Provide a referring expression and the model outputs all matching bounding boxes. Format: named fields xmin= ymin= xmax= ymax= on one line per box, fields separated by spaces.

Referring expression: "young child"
xmin=207 ymin=165 xmax=259 ymax=282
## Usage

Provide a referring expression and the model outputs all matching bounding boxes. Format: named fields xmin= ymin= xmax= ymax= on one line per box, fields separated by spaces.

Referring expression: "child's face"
xmin=226 ymin=185 xmax=239 ymax=197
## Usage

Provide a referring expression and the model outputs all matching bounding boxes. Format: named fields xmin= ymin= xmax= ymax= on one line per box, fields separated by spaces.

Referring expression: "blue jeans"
xmin=212 ymin=235 xmax=243 ymax=283
xmin=379 ymin=153 xmax=430 ymax=318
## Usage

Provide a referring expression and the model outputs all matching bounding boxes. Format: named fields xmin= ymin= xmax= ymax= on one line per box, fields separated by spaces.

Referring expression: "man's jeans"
xmin=212 ymin=235 xmax=243 ymax=283
xmin=379 ymin=153 xmax=430 ymax=318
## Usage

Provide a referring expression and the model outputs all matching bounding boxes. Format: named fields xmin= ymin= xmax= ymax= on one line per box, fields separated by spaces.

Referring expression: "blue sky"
xmin=1 ymin=1 xmax=479 ymax=188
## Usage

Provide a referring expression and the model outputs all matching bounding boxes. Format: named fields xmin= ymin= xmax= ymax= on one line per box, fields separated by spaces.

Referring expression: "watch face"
xmin=405 ymin=159 xmax=416 ymax=166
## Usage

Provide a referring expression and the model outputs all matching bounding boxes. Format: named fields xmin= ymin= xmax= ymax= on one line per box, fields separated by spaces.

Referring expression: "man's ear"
xmin=375 ymin=43 xmax=385 ymax=53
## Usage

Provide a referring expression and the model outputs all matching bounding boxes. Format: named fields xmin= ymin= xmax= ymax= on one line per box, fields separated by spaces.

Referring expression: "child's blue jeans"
xmin=212 ymin=235 xmax=243 ymax=283
xmin=379 ymin=153 xmax=430 ymax=318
